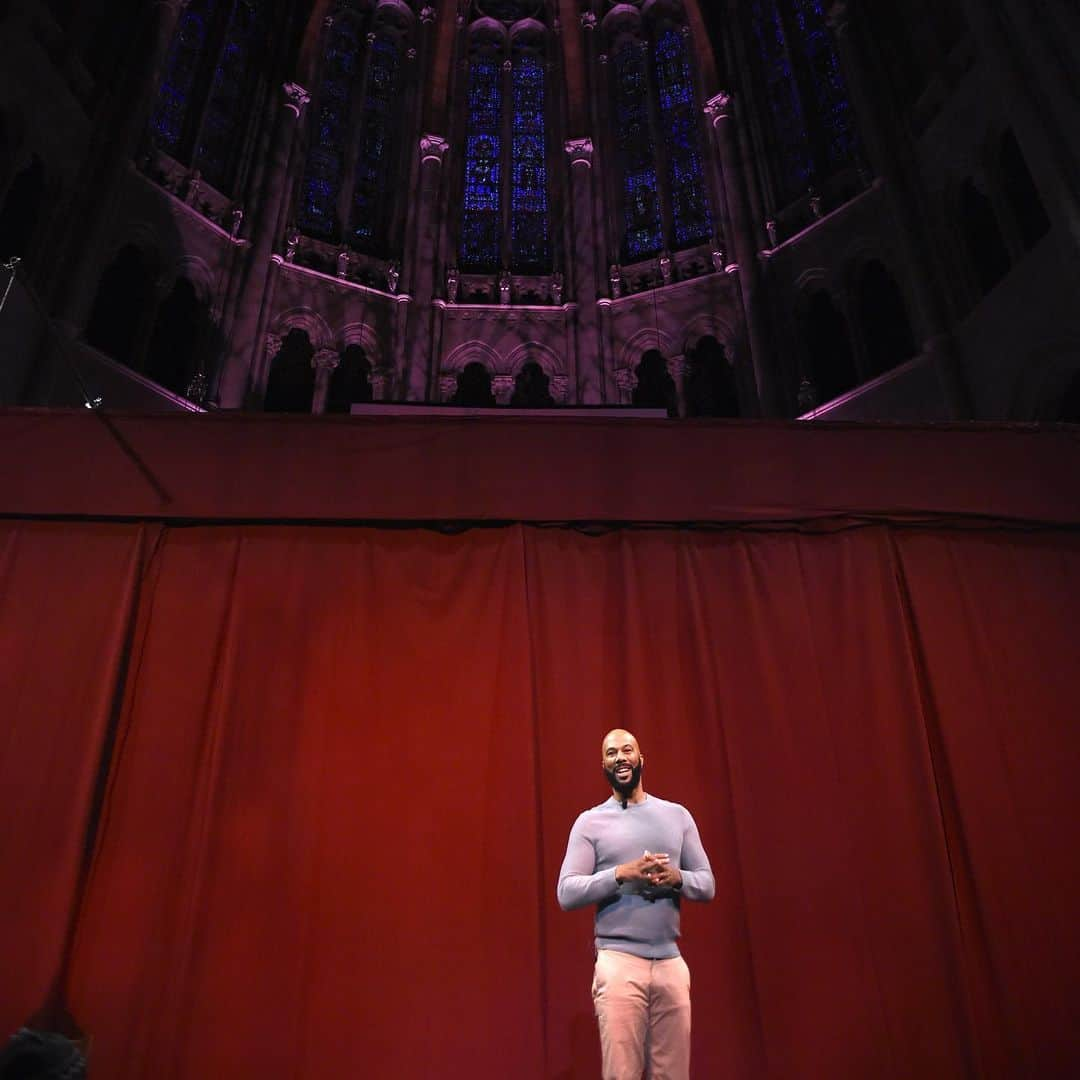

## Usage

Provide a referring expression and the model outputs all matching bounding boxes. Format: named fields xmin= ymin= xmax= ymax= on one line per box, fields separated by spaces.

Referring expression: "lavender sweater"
xmin=556 ymin=794 xmax=715 ymax=959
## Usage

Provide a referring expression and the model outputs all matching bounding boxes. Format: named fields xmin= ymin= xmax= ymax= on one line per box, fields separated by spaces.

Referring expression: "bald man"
xmin=557 ymin=729 xmax=714 ymax=1080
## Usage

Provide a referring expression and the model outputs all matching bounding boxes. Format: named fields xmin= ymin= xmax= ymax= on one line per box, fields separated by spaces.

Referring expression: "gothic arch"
xmin=442 ymin=340 xmax=503 ymax=373
xmin=620 ymin=327 xmax=678 ymax=371
xmin=268 ymin=307 xmax=334 ymax=352
xmin=338 ymin=320 xmax=385 ymax=370
xmin=504 ymin=341 xmax=562 ymax=377
xmin=680 ymin=313 xmax=735 ymax=356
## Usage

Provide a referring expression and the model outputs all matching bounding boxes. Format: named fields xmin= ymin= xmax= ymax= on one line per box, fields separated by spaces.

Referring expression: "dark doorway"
xmin=146 ymin=278 xmax=204 ymax=395
xmin=857 ymin=261 xmax=916 ymax=376
xmin=686 ymin=336 xmax=739 ymax=418
xmin=0 ymin=154 xmax=45 ymax=261
xmin=632 ymin=350 xmax=676 ymax=415
xmin=264 ymin=328 xmax=316 ymax=413
xmin=327 ymin=344 xmax=373 ymax=413
xmin=84 ymin=245 xmax=156 ymax=368
xmin=801 ymin=290 xmax=857 ymax=404
xmin=451 ymin=361 xmax=496 ymax=407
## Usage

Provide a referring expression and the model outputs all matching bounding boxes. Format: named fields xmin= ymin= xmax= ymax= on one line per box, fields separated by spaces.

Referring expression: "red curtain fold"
xmin=0 ymin=521 xmax=147 ymax=1033
xmin=1 ymin=522 xmax=1078 ymax=1078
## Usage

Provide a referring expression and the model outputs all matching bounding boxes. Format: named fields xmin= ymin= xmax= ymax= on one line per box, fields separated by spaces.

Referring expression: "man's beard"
xmin=604 ymin=762 xmax=642 ymax=797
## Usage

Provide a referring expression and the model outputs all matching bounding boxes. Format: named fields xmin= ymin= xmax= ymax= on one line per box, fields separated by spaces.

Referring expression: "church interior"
xmin=1 ymin=2 xmax=1079 ymax=1078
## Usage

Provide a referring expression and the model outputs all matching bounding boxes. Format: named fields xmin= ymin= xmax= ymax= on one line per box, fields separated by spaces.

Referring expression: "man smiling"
xmin=557 ymin=729 xmax=715 ymax=1080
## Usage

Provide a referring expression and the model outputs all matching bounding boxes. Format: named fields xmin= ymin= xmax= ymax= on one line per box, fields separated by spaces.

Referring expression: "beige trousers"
xmin=591 ymin=948 xmax=692 ymax=1080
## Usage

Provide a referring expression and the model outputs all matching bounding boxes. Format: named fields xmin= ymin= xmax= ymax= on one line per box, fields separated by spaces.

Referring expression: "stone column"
xmin=703 ymin=91 xmax=774 ymax=416
xmin=311 ymin=348 xmax=340 ymax=415
xmin=48 ymin=0 xmax=189 ymax=322
xmin=667 ymin=355 xmax=692 ymax=418
xmin=564 ymin=137 xmax=603 ymax=403
xmin=401 ymin=134 xmax=450 ymax=400
xmin=492 ymin=374 xmax=515 ymax=406
xmin=216 ymin=81 xmax=310 ymax=408
xmin=825 ymin=2 xmax=971 ymax=418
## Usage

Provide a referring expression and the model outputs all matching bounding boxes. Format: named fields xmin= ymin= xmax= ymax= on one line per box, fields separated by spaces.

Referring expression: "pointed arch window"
xmin=747 ymin=0 xmax=857 ymax=207
xmin=608 ymin=18 xmax=713 ymax=263
xmin=460 ymin=25 xmax=553 ymax=274
xmin=297 ymin=1 xmax=413 ymax=255
xmin=461 ymin=52 xmax=503 ymax=270
xmin=150 ymin=0 xmax=266 ymax=194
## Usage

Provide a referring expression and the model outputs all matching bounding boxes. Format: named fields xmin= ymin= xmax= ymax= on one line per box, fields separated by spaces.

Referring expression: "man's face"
xmin=602 ymin=730 xmax=643 ymax=795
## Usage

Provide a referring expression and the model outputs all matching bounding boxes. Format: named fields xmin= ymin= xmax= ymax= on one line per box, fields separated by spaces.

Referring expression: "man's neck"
xmin=611 ymin=785 xmax=647 ymax=806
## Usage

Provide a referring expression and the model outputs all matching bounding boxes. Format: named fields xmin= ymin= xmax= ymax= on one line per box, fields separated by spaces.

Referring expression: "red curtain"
xmin=1 ymin=522 xmax=1078 ymax=1078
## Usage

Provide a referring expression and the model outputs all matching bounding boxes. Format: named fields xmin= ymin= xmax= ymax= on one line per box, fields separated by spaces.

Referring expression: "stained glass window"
xmin=351 ymin=32 xmax=403 ymax=254
xmin=460 ymin=54 xmax=503 ymax=270
xmin=614 ymin=41 xmax=662 ymax=261
xmin=789 ymin=0 xmax=856 ymax=171
xmin=511 ymin=50 xmax=550 ymax=270
xmin=298 ymin=8 xmax=363 ymax=240
xmin=749 ymin=0 xmax=812 ymax=203
xmin=653 ymin=28 xmax=712 ymax=248
xmin=151 ymin=0 xmax=219 ymax=155
xmin=193 ymin=0 xmax=264 ymax=191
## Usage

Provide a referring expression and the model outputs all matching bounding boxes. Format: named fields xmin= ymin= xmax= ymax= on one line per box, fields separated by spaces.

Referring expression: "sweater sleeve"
xmin=678 ymin=809 xmax=715 ymax=902
xmin=556 ymin=813 xmax=619 ymax=911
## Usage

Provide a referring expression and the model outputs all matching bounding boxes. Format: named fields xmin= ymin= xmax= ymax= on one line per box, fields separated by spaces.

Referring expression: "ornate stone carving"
xmin=609 ymin=264 xmax=623 ymax=300
xmin=336 ymin=248 xmax=350 ymax=278
xmin=370 ymin=369 xmax=390 ymax=402
xmin=492 ymin=374 xmax=515 ymax=405
xmin=386 ymin=260 xmax=400 ymax=293
xmin=312 ymin=348 xmax=340 ymax=372
xmin=420 ymin=5 xmax=437 ymax=24
xmin=265 ymin=332 xmax=285 ymax=360
xmin=659 ymin=251 xmax=673 ymax=286
xmin=185 ymin=371 xmax=208 ymax=404
xmin=809 ymin=190 xmax=824 ymax=219
xmin=283 ymin=82 xmax=311 ymax=118
xmin=703 ymin=91 xmax=733 ymax=125
xmin=184 ymin=168 xmax=202 ymax=206
xmin=420 ymin=133 xmax=449 ymax=164
xmin=615 ymin=367 xmax=638 ymax=399
xmin=446 ymin=265 xmax=459 ymax=303
xmin=580 ymin=11 xmax=597 ymax=31
xmin=565 ymin=137 xmax=594 ymax=167
xmin=550 ymin=374 xmax=569 ymax=403
xmin=551 ymin=271 xmax=564 ymax=305
xmin=284 ymin=226 xmax=299 ymax=262
xmin=439 ymin=373 xmax=458 ymax=401
xmin=598 ymin=53 xmax=608 ymax=65
xmin=407 ymin=47 xmax=418 ymax=60
xmin=666 ymin=355 xmax=692 ymax=380
xmin=230 ymin=205 xmax=244 ymax=239
xmin=711 ymin=247 xmax=726 ymax=273
xmin=498 ymin=270 xmax=512 ymax=306
xmin=765 ymin=219 xmax=778 ymax=247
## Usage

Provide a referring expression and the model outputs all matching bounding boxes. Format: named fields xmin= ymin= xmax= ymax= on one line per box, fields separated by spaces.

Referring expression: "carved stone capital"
xmin=565 ymin=137 xmax=594 ymax=167
xmin=703 ymin=91 xmax=733 ymax=125
xmin=265 ymin=332 xmax=285 ymax=359
xmin=420 ymin=133 xmax=450 ymax=164
xmin=312 ymin=348 xmax=340 ymax=372
xmin=550 ymin=374 xmax=570 ymax=404
xmin=614 ymin=367 xmax=638 ymax=397
xmin=492 ymin=374 xmax=515 ymax=405
xmin=439 ymin=373 xmax=458 ymax=401
xmin=666 ymin=355 xmax=692 ymax=380
xmin=283 ymin=82 xmax=311 ymax=118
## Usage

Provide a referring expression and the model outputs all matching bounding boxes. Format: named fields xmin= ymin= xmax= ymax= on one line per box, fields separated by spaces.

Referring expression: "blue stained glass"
xmin=193 ymin=0 xmax=264 ymax=192
xmin=350 ymin=33 xmax=403 ymax=253
xmin=511 ymin=51 xmax=550 ymax=270
xmin=151 ymin=0 xmax=219 ymax=154
xmin=789 ymin=0 xmax=857 ymax=170
xmin=614 ymin=42 xmax=662 ymax=261
xmin=653 ymin=29 xmax=712 ymax=248
xmin=461 ymin=54 xmax=502 ymax=270
xmin=298 ymin=8 xmax=362 ymax=240
xmin=749 ymin=0 xmax=813 ymax=203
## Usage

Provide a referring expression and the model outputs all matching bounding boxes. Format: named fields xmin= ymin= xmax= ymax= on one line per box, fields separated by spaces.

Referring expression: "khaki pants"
xmin=591 ymin=949 xmax=692 ymax=1080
